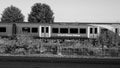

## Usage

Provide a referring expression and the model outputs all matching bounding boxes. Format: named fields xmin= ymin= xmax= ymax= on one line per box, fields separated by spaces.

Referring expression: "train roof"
xmin=0 ymin=22 xmax=120 ymax=24
xmin=55 ymin=22 xmax=120 ymax=24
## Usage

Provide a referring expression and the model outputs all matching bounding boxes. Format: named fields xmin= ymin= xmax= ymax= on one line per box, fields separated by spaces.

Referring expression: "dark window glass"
xmin=46 ymin=27 xmax=49 ymax=33
xmin=115 ymin=28 xmax=118 ymax=34
xmin=22 ymin=27 xmax=30 ymax=33
xmin=42 ymin=27 xmax=44 ymax=33
xmin=80 ymin=28 xmax=86 ymax=34
xmin=52 ymin=28 xmax=59 ymax=33
xmin=0 ymin=27 xmax=6 ymax=32
xmin=90 ymin=28 xmax=93 ymax=34
xmin=32 ymin=28 xmax=38 ymax=33
xmin=60 ymin=28 xmax=68 ymax=33
xmin=70 ymin=28 xmax=78 ymax=34
xmin=95 ymin=28 xmax=97 ymax=34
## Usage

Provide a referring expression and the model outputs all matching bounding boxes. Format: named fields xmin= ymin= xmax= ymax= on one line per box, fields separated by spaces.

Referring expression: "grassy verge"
xmin=0 ymin=35 xmax=119 ymax=58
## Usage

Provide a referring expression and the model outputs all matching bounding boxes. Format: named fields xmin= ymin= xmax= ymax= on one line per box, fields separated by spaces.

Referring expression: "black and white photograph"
xmin=0 ymin=0 xmax=120 ymax=68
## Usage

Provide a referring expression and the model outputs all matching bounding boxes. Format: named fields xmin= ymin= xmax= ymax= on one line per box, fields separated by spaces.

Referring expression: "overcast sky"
xmin=0 ymin=0 xmax=120 ymax=23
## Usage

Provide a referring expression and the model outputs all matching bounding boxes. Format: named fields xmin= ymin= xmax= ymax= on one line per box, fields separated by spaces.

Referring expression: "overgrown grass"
xmin=0 ymin=35 xmax=119 ymax=58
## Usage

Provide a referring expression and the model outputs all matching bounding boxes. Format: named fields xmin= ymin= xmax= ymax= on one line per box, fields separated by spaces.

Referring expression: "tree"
xmin=97 ymin=29 xmax=120 ymax=48
xmin=28 ymin=3 xmax=54 ymax=23
xmin=1 ymin=5 xmax=24 ymax=23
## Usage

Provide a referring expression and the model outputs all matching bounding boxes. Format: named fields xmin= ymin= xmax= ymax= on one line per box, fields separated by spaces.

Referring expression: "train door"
xmin=12 ymin=23 xmax=17 ymax=36
xmin=88 ymin=27 xmax=99 ymax=38
xmin=39 ymin=26 xmax=51 ymax=37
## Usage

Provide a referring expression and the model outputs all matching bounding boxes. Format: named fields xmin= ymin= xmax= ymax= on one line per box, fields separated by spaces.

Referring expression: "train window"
xmin=52 ymin=28 xmax=59 ymax=33
xmin=42 ymin=27 xmax=44 ymax=33
xmin=90 ymin=28 xmax=93 ymax=34
xmin=60 ymin=28 xmax=68 ymax=33
xmin=0 ymin=27 xmax=6 ymax=32
xmin=32 ymin=28 xmax=38 ymax=33
xmin=46 ymin=27 xmax=49 ymax=33
xmin=22 ymin=27 xmax=30 ymax=33
xmin=94 ymin=28 xmax=97 ymax=34
xmin=115 ymin=28 xmax=118 ymax=34
xmin=70 ymin=28 xmax=78 ymax=34
xmin=80 ymin=28 xmax=86 ymax=34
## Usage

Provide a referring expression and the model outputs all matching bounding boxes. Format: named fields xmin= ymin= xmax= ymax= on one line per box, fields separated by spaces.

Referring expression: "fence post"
xmin=57 ymin=44 xmax=62 ymax=56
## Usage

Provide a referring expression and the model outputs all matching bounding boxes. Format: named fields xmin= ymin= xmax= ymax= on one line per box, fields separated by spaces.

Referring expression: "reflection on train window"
xmin=22 ymin=27 xmax=30 ymax=33
xmin=90 ymin=28 xmax=93 ymax=34
xmin=60 ymin=28 xmax=68 ymax=33
xmin=70 ymin=28 xmax=78 ymax=34
xmin=46 ymin=27 xmax=49 ymax=33
xmin=80 ymin=28 xmax=86 ymax=34
xmin=32 ymin=28 xmax=38 ymax=33
xmin=95 ymin=28 xmax=97 ymax=34
xmin=0 ymin=27 xmax=6 ymax=32
xmin=52 ymin=28 xmax=59 ymax=33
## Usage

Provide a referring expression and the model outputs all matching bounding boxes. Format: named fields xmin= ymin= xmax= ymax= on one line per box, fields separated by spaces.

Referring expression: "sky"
xmin=0 ymin=0 xmax=120 ymax=23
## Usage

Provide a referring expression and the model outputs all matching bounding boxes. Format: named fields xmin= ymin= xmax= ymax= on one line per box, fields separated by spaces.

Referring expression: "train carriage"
xmin=0 ymin=22 xmax=119 ymax=39
xmin=15 ymin=23 xmax=101 ymax=38
xmin=16 ymin=23 xmax=101 ymax=38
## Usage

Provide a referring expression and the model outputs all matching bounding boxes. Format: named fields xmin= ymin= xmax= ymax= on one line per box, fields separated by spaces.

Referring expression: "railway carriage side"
xmin=49 ymin=24 xmax=100 ymax=39
xmin=16 ymin=23 xmax=52 ymax=38
xmin=0 ymin=22 xmax=119 ymax=39
xmin=50 ymin=24 xmax=88 ymax=38
xmin=0 ymin=23 xmax=13 ymax=37
xmin=14 ymin=23 xmax=115 ymax=39
xmin=16 ymin=23 xmax=40 ymax=37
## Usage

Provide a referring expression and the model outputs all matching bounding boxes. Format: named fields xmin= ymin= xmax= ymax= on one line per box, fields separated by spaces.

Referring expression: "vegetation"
xmin=0 ymin=34 xmax=119 ymax=57
xmin=1 ymin=5 xmax=24 ymax=23
xmin=97 ymin=29 xmax=120 ymax=48
xmin=28 ymin=3 xmax=54 ymax=23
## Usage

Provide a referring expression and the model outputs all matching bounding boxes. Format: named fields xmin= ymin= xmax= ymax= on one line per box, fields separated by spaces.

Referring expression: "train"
xmin=0 ymin=22 xmax=119 ymax=39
